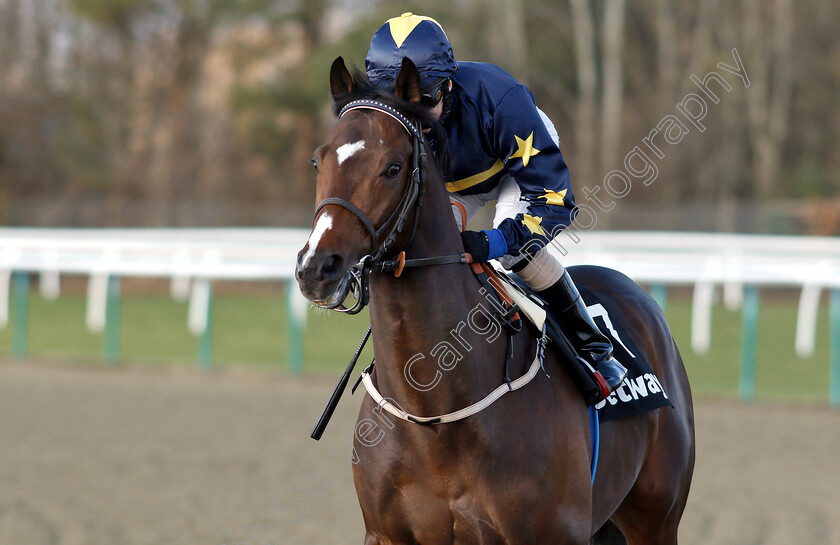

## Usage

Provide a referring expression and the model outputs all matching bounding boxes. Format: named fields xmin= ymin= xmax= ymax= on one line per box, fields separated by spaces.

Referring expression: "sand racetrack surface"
xmin=1 ymin=360 xmax=838 ymax=545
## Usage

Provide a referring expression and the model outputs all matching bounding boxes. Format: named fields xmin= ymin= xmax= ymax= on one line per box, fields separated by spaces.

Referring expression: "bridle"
xmin=313 ymin=99 xmax=469 ymax=314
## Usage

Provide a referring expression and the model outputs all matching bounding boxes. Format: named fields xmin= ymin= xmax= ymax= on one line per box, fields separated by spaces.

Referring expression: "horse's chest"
xmin=353 ymin=393 xmax=587 ymax=543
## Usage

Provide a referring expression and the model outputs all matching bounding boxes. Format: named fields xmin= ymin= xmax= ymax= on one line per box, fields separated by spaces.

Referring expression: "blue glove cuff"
xmin=482 ymin=229 xmax=508 ymax=260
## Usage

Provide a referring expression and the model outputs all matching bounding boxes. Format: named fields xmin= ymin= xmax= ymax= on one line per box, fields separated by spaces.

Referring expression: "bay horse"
xmin=295 ymin=56 xmax=695 ymax=545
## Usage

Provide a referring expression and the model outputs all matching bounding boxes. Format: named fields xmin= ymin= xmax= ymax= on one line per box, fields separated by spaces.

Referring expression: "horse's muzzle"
xmin=295 ymin=248 xmax=351 ymax=308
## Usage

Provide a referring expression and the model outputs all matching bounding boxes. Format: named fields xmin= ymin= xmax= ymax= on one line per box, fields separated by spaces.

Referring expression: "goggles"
xmin=420 ymin=78 xmax=450 ymax=108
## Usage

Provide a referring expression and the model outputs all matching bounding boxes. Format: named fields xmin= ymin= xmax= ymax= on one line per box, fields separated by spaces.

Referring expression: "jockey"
xmin=365 ymin=13 xmax=627 ymax=394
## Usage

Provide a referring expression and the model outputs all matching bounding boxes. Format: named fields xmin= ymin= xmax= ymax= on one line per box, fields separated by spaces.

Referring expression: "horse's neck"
xmin=368 ymin=174 xmax=503 ymax=417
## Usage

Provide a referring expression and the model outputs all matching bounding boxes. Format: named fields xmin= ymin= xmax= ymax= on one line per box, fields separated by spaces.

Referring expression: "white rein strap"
xmin=361 ymin=338 xmax=546 ymax=425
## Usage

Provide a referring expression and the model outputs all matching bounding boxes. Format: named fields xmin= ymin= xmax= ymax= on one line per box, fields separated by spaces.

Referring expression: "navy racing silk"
xmin=441 ymin=62 xmax=576 ymax=259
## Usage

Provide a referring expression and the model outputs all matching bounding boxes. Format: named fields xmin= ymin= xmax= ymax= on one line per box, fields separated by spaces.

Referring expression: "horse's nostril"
xmin=319 ymin=253 xmax=345 ymax=281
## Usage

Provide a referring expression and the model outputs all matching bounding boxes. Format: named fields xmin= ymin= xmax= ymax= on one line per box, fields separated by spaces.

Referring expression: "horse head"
xmin=295 ymin=56 xmax=432 ymax=309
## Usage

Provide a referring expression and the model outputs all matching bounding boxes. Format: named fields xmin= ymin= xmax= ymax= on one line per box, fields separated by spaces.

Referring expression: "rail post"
xmin=11 ymin=272 xmax=30 ymax=358
xmin=739 ymin=285 xmax=759 ymax=401
xmin=287 ymin=279 xmax=306 ymax=374
xmin=649 ymin=283 xmax=667 ymax=313
xmin=188 ymin=279 xmax=214 ymax=369
xmin=198 ymin=289 xmax=214 ymax=369
xmin=104 ymin=275 xmax=122 ymax=363
xmin=830 ymin=289 xmax=840 ymax=408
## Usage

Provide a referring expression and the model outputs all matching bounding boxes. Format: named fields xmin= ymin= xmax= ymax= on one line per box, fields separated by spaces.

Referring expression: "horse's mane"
xmin=330 ymin=67 xmax=451 ymax=182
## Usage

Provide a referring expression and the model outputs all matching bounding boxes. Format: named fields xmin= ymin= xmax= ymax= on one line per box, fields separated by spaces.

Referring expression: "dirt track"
xmin=0 ymin=360 xmax=838 ymax=545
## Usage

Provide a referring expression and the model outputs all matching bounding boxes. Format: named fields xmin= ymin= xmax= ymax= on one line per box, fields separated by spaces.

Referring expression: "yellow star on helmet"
xmin=509 ymin=132 xmax=541 ymax=167
xmin=539 ymin=188 xmax=567 ymax=206
xmin=522 ymin=214 xmax=546 ymax=235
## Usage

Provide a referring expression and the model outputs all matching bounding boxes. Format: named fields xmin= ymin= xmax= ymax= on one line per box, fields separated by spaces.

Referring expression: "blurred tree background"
xmin=0 ymin=0 xmax=837 ymax=232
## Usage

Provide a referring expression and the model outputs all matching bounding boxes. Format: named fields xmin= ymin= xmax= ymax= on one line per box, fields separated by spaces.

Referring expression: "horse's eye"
xmin=386 ymin=163 xmax=401 ymax=178
xmin=311 ymin=157 xmax=318 ymax=171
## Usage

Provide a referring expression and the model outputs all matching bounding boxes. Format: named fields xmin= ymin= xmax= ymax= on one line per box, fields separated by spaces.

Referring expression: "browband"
xmin=339 ymin=99 xmax=424 ymax=141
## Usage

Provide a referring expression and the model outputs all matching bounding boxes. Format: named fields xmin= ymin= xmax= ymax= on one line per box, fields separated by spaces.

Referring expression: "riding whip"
xmin=310 ymin=325 xmax=371 ymax=440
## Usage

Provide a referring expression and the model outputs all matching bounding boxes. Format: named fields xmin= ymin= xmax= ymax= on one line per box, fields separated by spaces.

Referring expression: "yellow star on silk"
xmin=522 ymin=214 xmax=546 ymax=235
xmin=539 ymin=188 xmax=567 ymax=206
xmin=509 ymin=132 xmax=541 ymax=167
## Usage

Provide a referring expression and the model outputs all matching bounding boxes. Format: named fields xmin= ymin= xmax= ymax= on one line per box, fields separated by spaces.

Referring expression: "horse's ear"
xmin=394 ymin=57 xmax=422 ymax=103
xmin=330 ymin=56 xmax=355 ymax=99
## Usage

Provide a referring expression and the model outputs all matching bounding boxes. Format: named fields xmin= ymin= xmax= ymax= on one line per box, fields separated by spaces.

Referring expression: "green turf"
xmin=0 ymin=284 xmax=372 ymax=370
xmin=0 ymin=285 xmax=834 ymax=404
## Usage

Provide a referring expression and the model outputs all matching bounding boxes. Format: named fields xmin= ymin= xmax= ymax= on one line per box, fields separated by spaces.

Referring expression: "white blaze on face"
xmin=301 ymin=211 xmax=333 ymax=267
xmin=336 ymin=140 xmax=365 ymax=166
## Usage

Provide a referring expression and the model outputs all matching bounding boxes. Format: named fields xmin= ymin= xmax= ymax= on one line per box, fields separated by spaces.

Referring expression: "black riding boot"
xmin=539 ymin=271 xmax=628 ymax=395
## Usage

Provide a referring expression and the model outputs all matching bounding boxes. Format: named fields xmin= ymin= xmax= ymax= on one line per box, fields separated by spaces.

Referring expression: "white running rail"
xmin=0 ymin=228 xmax=838 ymax=361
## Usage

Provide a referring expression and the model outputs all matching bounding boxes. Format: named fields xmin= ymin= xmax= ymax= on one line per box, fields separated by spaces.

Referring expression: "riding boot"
xmin=539 ymin=271 xmax=628 ymax=395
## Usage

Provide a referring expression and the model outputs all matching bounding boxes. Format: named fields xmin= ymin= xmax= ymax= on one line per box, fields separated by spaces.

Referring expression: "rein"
xmin=315 ymin=99 xmax=469 ymax=314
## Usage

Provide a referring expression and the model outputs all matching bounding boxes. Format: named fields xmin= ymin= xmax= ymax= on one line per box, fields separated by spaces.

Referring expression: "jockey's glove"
xmin=461 ymin=229 xmax=508 ymax=262
xmin=461 ymin=230 xmax=489 ymax=262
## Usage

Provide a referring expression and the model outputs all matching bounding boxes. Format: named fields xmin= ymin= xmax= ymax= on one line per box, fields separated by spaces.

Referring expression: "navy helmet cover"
xmin=365 ymin=13 xmax=457 ymax=89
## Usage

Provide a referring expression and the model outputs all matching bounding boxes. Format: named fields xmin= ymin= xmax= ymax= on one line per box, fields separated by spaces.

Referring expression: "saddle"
xmin=478 ymin=264 xmax=606 ymax=405
xmin=487 ymin=265 xmax=672 ymax=421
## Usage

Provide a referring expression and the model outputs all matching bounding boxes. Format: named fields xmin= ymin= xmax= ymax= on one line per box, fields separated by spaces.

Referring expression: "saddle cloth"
xmin=493 ymin=269 xmax=673 ymax=422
